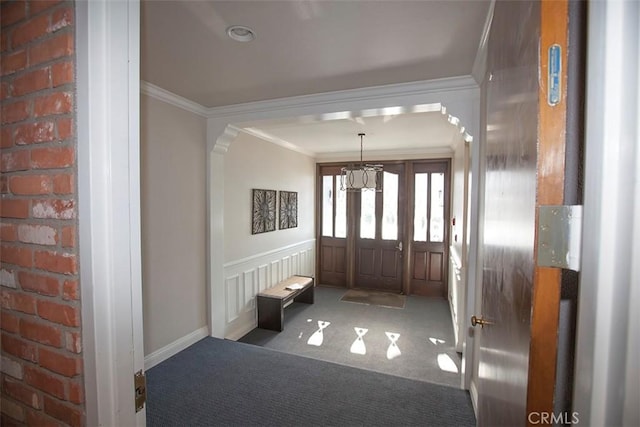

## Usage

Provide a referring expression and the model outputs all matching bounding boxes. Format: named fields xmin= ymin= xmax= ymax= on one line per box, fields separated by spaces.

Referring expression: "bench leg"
xmin=294 ymin=286 xmax=314 ymax=305
xmin=257 ymin=297 xmax=284 ymax=331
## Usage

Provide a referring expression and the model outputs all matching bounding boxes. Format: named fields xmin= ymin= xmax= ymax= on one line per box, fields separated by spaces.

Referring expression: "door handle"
xmin=396 ymin=242 xmax=403 ymax=251
xmin=471 ymin=315 xmax=492 ymax=328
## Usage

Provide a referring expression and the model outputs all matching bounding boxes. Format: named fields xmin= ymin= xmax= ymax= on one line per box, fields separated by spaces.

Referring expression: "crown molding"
xmin=471 ymin=0 xmax=495 ymax=85
xmin=140 ymin=81 xmax=209 ymax=117
xmin=238 ymin=127 xmax=316 ymax=158
xmin=205 ymin=75 xmax=479 ymax=120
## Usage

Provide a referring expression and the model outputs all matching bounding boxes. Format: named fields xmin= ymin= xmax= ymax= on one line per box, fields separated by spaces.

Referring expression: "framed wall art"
xmin=252 ymin=189 xmax=276 ymax=234
xmin=279 ymin=190 xmax=298 ymax=230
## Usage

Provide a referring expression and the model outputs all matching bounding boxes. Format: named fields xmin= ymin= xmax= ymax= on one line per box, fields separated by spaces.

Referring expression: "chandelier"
xmin=340 ymin=133 xmax=383 ymax=192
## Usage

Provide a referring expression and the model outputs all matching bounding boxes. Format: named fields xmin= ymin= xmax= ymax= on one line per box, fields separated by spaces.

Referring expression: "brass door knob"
xmin=471 ymin=315 xmax=491 ymax=328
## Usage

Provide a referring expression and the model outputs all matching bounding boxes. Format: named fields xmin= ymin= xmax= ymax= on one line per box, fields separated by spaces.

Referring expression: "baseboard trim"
xmin=144 ymin=326 xmax=209 ymax=370
xmin=470 ymin=380 xmax=479 ymax=418
xmin=225 ymin=320 xmax=257 ymax=341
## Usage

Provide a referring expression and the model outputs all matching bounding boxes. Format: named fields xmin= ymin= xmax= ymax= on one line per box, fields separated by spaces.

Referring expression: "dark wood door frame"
xmin=317 ymin=159 xmax=451 ymax=297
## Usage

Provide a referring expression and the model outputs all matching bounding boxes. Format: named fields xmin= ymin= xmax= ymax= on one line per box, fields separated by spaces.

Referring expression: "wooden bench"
xmin=257 ymin=275 xmax=314 ymax=331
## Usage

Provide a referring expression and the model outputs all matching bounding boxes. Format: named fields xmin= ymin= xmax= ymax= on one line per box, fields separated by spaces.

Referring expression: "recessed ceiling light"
xmin=226 ymin=25 xmax=256 ymax=42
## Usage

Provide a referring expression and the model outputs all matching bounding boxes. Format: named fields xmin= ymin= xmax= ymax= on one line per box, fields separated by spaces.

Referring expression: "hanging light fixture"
xmin=340 ymin=133 xmax=383 ymax=192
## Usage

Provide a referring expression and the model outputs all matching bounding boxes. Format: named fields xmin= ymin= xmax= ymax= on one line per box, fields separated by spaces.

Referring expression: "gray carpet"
xmin=240 ymin=286 xmax=461 ymax=388
xmin=146 ymin=337 xmax=475 ymax=426
xmin=340 ymin=288 xmax=406 ymax=308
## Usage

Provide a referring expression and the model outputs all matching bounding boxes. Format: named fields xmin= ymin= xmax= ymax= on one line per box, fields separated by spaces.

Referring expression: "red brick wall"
xmin=1 ymin=1 xmax=83 ymax=425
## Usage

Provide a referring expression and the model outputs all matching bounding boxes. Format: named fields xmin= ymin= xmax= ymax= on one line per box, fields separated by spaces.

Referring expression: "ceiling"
xmin=141 ymin=0 xmax=491 ymax=156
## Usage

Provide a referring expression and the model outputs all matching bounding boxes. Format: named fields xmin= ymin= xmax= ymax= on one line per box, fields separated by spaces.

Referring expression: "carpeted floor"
xmin=146 ymin=337 xmax=475 ymax=426
xmin=239 ymin=286 xmax=462 ymax=388
xmin=340 ymin=288 xmax=406 ymax=308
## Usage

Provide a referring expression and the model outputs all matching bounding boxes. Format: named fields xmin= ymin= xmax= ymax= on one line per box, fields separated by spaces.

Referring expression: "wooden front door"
xmin=354 ymin=164 xmax=405 ymax=292
xmin=318 ymin=167 xmax=347 ymax=287
xmin=408 ymin=161 xmax=450 ymax=297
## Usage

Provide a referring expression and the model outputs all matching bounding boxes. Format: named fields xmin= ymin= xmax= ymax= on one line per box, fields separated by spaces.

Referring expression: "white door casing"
xmin=77 ymin=1 xmax=145 ymax=425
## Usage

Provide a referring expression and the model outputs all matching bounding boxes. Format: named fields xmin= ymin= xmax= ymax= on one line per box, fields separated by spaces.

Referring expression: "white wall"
xmin=140 ymin=94 xmax=208 ymax=356
xmin=448 ymin=137 xmax=466 ymax=352
xmin=222 ymin=131 xmax=316 ymax=339
xmin=224 ymin=132 xmax=316 ymax=262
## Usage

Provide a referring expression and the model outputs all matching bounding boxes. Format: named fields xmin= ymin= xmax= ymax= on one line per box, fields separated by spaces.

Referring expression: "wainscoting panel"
xmin=223 ymin=239 xmax=315 ymax=340
xmin=225 ymin=275 xmax=240 ymax=323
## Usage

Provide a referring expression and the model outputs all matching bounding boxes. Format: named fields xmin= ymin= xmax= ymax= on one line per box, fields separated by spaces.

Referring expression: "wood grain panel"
xmin=413 ymin=251 xmax=427 ymax=280
xmin=359 ymin=248 xmax=376 ymax=276
xmin=429 ymin=252 xmax=443 ymax=282
xmin=381 ymin=249 xmax=398 ymax=278
xmin=526 ymin=0 xmax=568 ymax=422
xmin=335 ymin=247 xmax=346 ymax=273
xmin=322 ymin=246 xmax=334 ymax=271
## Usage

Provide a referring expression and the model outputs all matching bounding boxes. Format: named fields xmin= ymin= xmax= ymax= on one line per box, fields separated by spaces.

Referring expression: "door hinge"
xmin=537 ymin=205 xmax=582 ymax=272
xmin=134 ymin=370 xmax=146 ymax=412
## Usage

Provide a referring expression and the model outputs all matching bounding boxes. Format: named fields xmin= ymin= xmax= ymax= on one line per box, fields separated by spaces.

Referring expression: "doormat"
xmin=340 ymin=289 xmax=406 ymax=309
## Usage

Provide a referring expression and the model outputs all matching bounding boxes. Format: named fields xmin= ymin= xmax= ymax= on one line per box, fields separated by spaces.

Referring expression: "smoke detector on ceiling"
xmin=226 ymin=25 xmax=256 ymax=42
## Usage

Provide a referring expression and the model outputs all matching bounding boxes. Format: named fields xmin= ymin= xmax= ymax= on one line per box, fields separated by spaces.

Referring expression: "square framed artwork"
xmin=252 ymin=189 xmax=277 ymax=234
xmin=279 ymin=191 xmax=298 ymax=230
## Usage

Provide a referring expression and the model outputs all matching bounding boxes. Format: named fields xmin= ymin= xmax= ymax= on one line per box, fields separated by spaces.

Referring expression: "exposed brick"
xmin=32 ymin=199 xmax=75 ymax=219
xmin=26 ymin=410 xmax=64 ymax=427
xmin=1 ymin=310 xmax=20 ymax=333
xmin=31 ymin=146 xmax=74 ymax=169
xmin=50 ymin=7 xmax=73 ymax=32
xmin=12 ymin=13 xmax=49 ymax=47
xmin=18 ymin=271 xmax=60 ymax=296
xmin=9 ymin=174 xmax=52 ymax=195
xmin=17 ymin=223 xmax=57 ymax=245
xmin=1 ymin=149 xmax=30 ymax=172
xmin=62 ymin=279 xmax=77 ymax=300
xmin=19 ymin=317 xmax=62 ymax=347
xmin=1 ymin=289 xmax=37 ymax=314
xmin=37 ymin=299 xmax=79 ymax=327
xmin=30 ymin=0 xmax=64 ymax=15
xmin=33 ymin=91 xmax=72 ymax=117
xmin=0 ymin=198 xmax=29 ymax=218
xmin=0 ymin=267 xmax=17 ymax=288
xmin=29 ymin=32 xmax=73 ymax=66
xmin=56 ymin=117 xmax=72 ymax=139
xmin=1 ymin=81 xmax=11 ymax=100
xmin=1 ymin=333 xmax=38 ymax=362
xmin=0 ymin=176 xmax=8 ymax=194
xmin=24 ymin=366 xmax=65 ymax=399
xmin=38 ymin=347 xmax=82 ymax=377
xmin=1 ymin=99 xmax=30 ymax=124
xmin=13 ymin=67 xmax=51 ymax=96
xmin=1 ymin=222 xmax=18 ymax=241
xmin=14 ymin=120 xmax=56 ymax=144
xmin=1 ymin=1 xmax=27 ymax=27
xmin=1 ymin=126 xmax=13 ymax=148
xmin=1 ymin=50 xmax=28 ymax=76
xmin=68 ymin=380 xmax=83 ymax=404
xmin=64 ymin=330 xmax=81 ymax=353
xmin=1 ymin=29 xmax=9 ymax=53
xmin=43 ymin=395 xmax=82 ymax=427
xmin=0 ymin=398 xmax=25 ymax=423
xmin=34 ymin=250 xmax=76 ymax=274
xmin=51 ymin=61 xmax=72 ymax=86
xmin=1 ymin=355 xmax=24 ymax=379
xmin=3 ymin=376 xmax=41 ymax=409
xmin=0 ymin=245 xmax=33 ymax=268
xmin=53 ymin=174 xmax=73 ymax=195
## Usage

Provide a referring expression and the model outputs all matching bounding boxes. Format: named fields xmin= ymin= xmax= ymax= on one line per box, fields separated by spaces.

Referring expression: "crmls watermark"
xmin=528 ymin=412 xmax=580 ymax=425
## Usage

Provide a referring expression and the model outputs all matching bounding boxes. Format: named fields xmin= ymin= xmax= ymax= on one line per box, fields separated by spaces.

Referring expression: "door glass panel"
xmin=360 ymin=189 xmax=376 ymax=239
xmin=413 ymin=173 xmax=428 ymax=242
xmin=430 ymin=172 xmax=445 ymax=242
xmin=335 ymin=176 xmax=347 ymax=238
xmin=322 ymin=175 xmax=333 ymax=237
xmin=382 ymin=171 xmax=398 ymax=240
